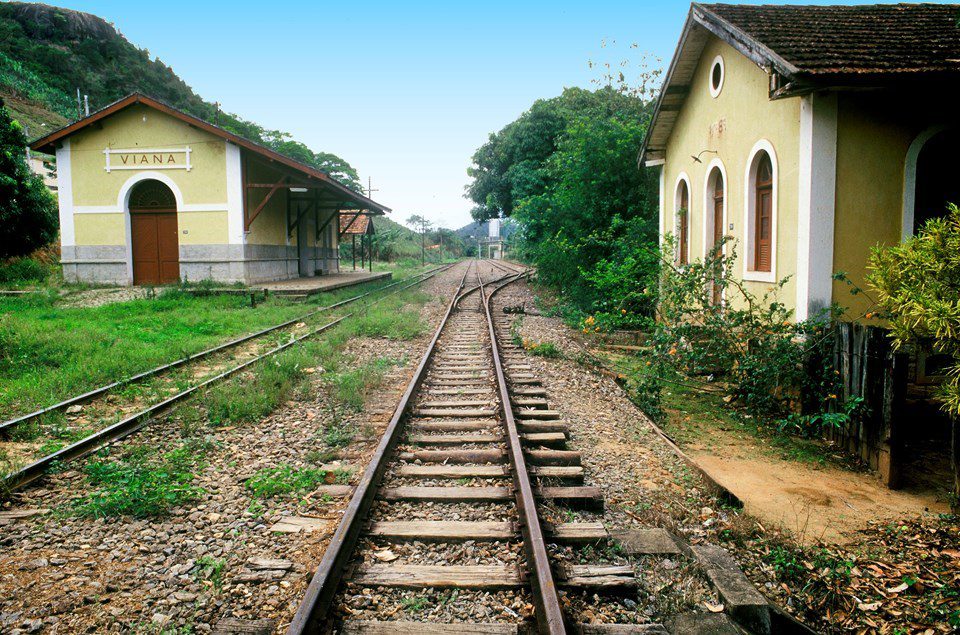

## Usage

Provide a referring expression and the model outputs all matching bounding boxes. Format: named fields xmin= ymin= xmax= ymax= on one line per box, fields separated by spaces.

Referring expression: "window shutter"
xmin=755 ymin=188 xmax=772 ymax=272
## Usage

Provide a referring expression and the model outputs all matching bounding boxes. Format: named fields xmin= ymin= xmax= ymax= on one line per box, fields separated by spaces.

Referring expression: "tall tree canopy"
xmin=464 ymin=86 xmax=660 ymax=324
xmin=0 ymin=98 xmax=57 ymax=259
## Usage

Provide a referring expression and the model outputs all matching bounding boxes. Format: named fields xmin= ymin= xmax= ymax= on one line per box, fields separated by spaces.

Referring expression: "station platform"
xmin=261 ymin=271 xmax=392 ymax=296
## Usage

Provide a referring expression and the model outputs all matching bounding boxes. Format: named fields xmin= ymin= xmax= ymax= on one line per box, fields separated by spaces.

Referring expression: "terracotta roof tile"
xmin=701 ymin=3 xmax=960 ymax=77
xmin=339 ymin=212 xmax=371 ymax=235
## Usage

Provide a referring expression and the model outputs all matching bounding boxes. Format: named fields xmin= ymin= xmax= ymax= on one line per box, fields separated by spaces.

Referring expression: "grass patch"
xmin=245 ymin=464 xmax=332 ymax=499
xmin=69 ymin=438 xmax=212 ymax=518
xmin=325 ymin=356 xmax=402 ymax=411
xmin=527 ymin=342 xmax=562 ymax=358
xmin=0 ymin=257 xmax=54 ymax=287
xmin=347 ymin=292 xmax=429 ymax=340
xmin=193 ymin=555 xmax=227 ymax=589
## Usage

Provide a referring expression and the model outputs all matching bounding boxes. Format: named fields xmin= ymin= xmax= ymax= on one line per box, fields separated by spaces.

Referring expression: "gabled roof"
xmin=705 ymin=3 xmax=960 ymax=79
xmin=640 ymin=3 xmax=960 ymax=163
xmin=30 ymin=93 xmax=390 ymax=213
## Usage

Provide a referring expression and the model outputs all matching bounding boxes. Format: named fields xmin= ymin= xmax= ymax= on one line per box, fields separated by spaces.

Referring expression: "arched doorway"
xmin=914 ymin=128 xmax=960 ymax=233
xmin=129 ymin=179 xmax=180 ymax=285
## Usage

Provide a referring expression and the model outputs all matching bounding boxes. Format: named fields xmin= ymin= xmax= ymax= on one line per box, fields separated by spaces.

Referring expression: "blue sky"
xmin=39 ymin=0 xmax=954 ymax=228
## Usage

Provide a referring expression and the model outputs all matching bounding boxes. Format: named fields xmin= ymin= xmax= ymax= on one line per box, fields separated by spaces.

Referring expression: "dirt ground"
xmin=690 ymin=449 xmax=951 ymax=544
xmin=592 ymin=350 xmax=953 ymax=546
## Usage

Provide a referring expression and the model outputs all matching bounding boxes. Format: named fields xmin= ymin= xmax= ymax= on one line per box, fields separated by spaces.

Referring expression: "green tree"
xmin=869 ymin=204 xmax=960 ymax=502
xmin=0 ymin=99 xmax=57 ymax=259
xmin=406 ymin=214 xmax=432 ymax=266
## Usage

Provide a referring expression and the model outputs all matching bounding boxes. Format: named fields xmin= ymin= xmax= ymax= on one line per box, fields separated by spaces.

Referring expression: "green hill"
xmin=0 ymin=2 xmax=361 ymax=189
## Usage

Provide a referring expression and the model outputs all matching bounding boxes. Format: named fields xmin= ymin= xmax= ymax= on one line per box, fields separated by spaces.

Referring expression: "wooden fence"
xmin=830 ymin=321 xmax=909 ymax=488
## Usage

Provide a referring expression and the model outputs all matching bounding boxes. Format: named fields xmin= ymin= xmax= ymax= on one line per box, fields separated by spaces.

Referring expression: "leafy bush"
xmin=0 ymin=257 xmax=50 ymax=284
xmin=646 ymin=237 xmax=843 ymax=426
xmin=869 ymin=203 xmax=960 ymax=500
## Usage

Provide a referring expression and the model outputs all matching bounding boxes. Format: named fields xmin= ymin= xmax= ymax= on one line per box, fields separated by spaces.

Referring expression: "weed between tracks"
xmin=58 ymin=287 xmax=431 ymax=518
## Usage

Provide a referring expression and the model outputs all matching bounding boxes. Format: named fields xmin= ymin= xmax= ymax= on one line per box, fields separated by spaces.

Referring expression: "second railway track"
xmin=0 ymin=265 xmax=456 ymax=492
xmin=289 ymin=260 xmax=637 ymax=634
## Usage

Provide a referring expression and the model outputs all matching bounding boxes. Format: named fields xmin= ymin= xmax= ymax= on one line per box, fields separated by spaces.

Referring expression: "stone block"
xmin=611 ymin=528 xmax=682 ymax=555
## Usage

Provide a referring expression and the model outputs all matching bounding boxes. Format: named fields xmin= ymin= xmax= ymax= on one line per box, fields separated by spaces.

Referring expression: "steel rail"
xmin=287 ymin=261 xmax=475 ymax=634
xmin=453 ymin=259 xmax=524 ymax=308
xmin=0 ymin=264 xmax=453 ymax=436
xmin=478 ymin=267 xmax=566 ymax=634
xmin=1 ymin=267 xmax=452 ymax=494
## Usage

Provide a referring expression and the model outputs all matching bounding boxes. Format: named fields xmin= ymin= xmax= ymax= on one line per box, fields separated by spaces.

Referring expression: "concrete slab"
xmin=611 ymin=528 xmax=682 ymax=555
xmin=666 ymin=613 xmax=746 ymax=635
xmin=690 ymin=544 xmax=741 ymax=571
xmin=705 ymin=570 xmax=771 ymax=634
xmin=690 ymin=544 xmax=771 ymax=635
xmin=261 ymin=271 xmax=391 ymax=295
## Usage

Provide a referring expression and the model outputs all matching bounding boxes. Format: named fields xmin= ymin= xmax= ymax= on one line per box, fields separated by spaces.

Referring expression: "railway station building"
xmin=30 ymin=93 xmax=389 ymax=286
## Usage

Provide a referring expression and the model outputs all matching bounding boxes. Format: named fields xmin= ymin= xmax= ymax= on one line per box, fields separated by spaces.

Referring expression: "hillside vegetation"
xmin=0 ymin=2 xmax=361 ymax=189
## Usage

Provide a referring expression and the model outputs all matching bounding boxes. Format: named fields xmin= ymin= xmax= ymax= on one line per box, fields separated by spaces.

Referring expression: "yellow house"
xmin=30 ymin=93 xmax=389 ymax=286
xmin=640 ymin=3 xmax=960 ymax=321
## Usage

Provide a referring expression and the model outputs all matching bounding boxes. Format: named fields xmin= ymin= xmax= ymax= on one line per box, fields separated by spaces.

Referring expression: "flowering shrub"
xmin=641 ymin=236 xmax=849 ymax=432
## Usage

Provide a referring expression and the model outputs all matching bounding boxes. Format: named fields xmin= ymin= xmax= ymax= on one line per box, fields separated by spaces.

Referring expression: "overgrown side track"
xmin=0 ymin=266 xmax=454 ymax=494
xmin=0 ymin=265 xmax=451 ymax=437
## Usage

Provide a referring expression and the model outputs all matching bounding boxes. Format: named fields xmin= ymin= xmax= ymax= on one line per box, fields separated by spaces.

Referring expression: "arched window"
xmin=708 ymin=166 xmax=725 ymax=252
xmin=128 ymin=179 xmax=177 ymax=210
xmin=754 ymin=153 xmax=773 ymax=272
xmin=676 ymin=178 xmax=690 ymax=264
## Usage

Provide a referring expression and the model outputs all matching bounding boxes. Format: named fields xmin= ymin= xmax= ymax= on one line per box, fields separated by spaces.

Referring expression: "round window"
xmin=709 ymin=55 xmax=724 ymax=98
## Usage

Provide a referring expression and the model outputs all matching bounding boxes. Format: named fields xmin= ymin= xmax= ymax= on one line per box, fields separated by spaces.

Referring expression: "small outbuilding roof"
xmin=640 ymin=2 xmax=960 ymax=163
xmin=339 ymin=211 xmax=374 ymax=235
xmin=29 ymin=93 xmax=390 ymax=213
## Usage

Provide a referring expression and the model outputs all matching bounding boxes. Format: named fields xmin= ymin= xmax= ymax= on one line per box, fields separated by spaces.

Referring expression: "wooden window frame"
xmin=675 ymin=175 xmax=691 ymax=265
xmin=743 ymin=141 xmax=778 ymax=283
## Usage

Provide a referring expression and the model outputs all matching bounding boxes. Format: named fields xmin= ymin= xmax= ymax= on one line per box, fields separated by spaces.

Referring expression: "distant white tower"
xmin=482 ymin=219 xmax=504 ymax=259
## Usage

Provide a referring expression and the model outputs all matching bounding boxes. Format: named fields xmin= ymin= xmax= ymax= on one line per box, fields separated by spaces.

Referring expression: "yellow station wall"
xmin=662 ymin=36 xmax=801 ymax=311
xmin=68 ymin=104 xmax=230 ymax=246
xmin=243 ymin=159 xmax=293 ymax=247
xmin=833 ymin=91 xmax=955 ymax=318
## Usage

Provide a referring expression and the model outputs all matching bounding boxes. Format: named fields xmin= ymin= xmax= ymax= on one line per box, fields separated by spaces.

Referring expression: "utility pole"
xmin=365 ymin=177 xmax=379 ymax=265
xmin=420 ymin=218 xmax=425 ymax=267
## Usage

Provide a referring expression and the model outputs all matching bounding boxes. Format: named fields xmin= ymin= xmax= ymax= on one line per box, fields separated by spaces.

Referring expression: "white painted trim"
xmin=742 ymin=139 xmax=778 ymax=283
xmin=645 ymin=158 xmax=666 ymax=167
xmin=674 ymin=172 xmax=692 ymax=262
xmin=708 ymin=54 xmax=725 ymax=98
xmin=701 ymin=158 xmax=728 ymax=259
xmin=116 ymin=171 xmax=186 ymax=211
xmin=658 ymin=165 xmax=666 ymax=246
xmin=74 ymin=203 xmax=227 ymax=214
xmin=118 ymin=172 xmax=186 ymax=284
xmin=225 ymin=142 xmax=245 ymax=245
xmin=902 ymin=124 xmax=951 ymax=241
xmin=796 ymin=93 xmax=838 ymax=321
xmin=55 ymin=140 xmax=75 ymax=247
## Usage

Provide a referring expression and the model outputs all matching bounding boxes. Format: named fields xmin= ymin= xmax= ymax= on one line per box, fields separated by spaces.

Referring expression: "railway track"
xmin=288 ymin=260 xmax=636 ymax=634
xmin=0 ymin=264 xmax=456 ymax=493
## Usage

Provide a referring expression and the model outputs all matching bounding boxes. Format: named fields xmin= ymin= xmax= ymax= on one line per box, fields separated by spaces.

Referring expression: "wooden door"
xmin=132 ymin=212 xmax=179 ymax=285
